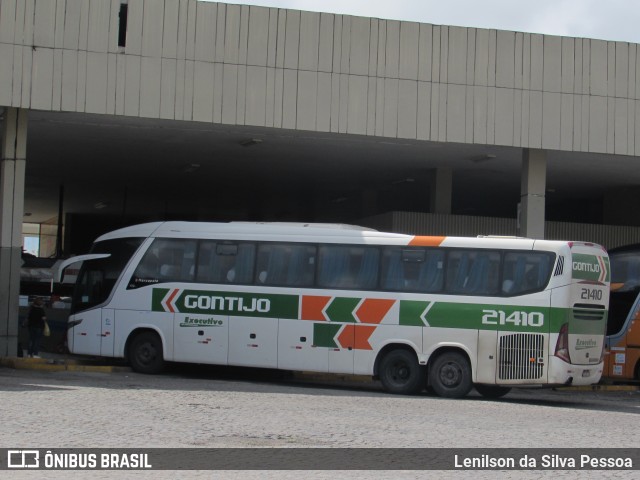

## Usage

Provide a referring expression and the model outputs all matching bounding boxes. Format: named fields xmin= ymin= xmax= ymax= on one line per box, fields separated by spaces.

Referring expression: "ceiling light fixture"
xmin=471 ymin=153 xmax=497 ymax=163
xmin=239 ymin=138 xmax=263 ymax=147
xmin=392 ymin=178 xmax=415 ymax=185
xmin=182 ymin=163 xmax=200 ymax=173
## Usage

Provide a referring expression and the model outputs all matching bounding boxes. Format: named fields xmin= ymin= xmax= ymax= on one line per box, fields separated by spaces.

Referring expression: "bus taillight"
xmin=554 ymin=323 xmax=571 ymax=363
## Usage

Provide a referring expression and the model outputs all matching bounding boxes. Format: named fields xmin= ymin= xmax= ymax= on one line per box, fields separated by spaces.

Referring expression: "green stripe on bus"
xmin=152 ymin=288 xmax=169 ymax=311
xmin=549 ymin=308 xmax=608 ymax=334
xmin=152 ymin=288 xmax=606 ymax=335
xmin=325 ymin=297 xmax=360 ymax=323
xmin=313 ymin=323 xmax=341 ymax=348
xmin=399 ymin=301 xmax=430 ymax=326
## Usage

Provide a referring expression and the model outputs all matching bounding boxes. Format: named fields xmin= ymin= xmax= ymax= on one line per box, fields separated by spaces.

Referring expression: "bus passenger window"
xmin=501 ymin=251 xmax=554 ymax=296
xmin=196 ymin=241 xmax=255 ymax=285
xmin=381 ymin=248 xmax=444 ymax=292
xmin=128 ymin=239 xmax=196 ymax=288
xmin=255 ymin=244 xmax=315 ymax=287
xmin=317 ymin=245 xmax=379 ymax=290
xmin=446 ymin=250 xmax=500 ymax=295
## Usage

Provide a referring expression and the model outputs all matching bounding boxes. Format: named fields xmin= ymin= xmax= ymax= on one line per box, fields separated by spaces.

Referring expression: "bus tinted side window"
xmin=317 ymin=245 xmax=379 ymax=290
xmin=381 ymin=248 xmax=444 ymax=292
xmin=197 ymin=241 xmax=256 ymax=284
xmin=446 ymin=250 xmax=501 ymax=295
xmin=501 ymin=251 xmax=554 ymax=296
xmin=255 ymin=243 xmax=316 ymax=287
xmin=128 ymin=239 xmax=196 ymax=288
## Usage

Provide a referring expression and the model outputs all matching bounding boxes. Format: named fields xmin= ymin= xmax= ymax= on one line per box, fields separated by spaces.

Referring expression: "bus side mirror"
xmin=53 ymin=254 xmax=112 ymax=283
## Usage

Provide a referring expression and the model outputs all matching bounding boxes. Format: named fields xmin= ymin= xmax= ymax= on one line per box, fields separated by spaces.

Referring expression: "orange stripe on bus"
xmin=337 ymin=325 xmax=376 ymax=350
xmin=408 ymin=236 xmax=446 ymax=247
xmin=355 ymin=299 xmax=395 ymax=324
xmin=301 ymin=295 xmax=331 ymax=321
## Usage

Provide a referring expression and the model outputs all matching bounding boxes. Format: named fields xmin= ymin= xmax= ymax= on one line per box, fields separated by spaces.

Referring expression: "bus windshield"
xmin=71 ymin=238 xmax=143 ymax=314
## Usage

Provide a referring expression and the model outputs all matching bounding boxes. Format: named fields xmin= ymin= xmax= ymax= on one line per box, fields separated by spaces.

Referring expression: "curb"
xmin=291 ymin=372 xmax=640 ymax=392
xmin=292 ymin=371 xmax=373 ymax=383
xmin=0 ymin=357 xmax=130 ymax=373
xmin=557 ymin=384 xmax=639 ymax=392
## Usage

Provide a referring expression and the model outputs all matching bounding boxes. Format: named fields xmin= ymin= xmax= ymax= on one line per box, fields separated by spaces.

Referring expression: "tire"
xmin=429 ymin=351 xmax=472 ymax=398
xmin=474 ymin=384 xmax=512 ymax=399
xmin=379 ymin=349 xmax=426 ymax=395
xmin=129 ymin=331 xmax=165 ymax=374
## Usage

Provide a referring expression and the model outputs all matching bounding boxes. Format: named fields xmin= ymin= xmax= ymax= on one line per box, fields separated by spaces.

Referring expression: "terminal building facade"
xmin=2 ymin=0 xmax=640 ymax=355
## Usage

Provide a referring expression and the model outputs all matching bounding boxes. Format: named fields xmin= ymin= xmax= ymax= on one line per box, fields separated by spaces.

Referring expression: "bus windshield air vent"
xmin=554 ymin=256 xmax=564 ymax=276
xmin=498 ymin=334 xmax=545 ymax=380
xmin=572 ymin=303 xmax=606 ymax=321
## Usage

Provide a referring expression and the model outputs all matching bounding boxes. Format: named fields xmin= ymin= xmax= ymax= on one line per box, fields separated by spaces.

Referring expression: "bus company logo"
xmin=571 ymin=254 xmax=609 ymax=283
xmin=155 ymin=288 xmax=272 ymax=315
xmin=575 ymin=338 xmax=598 ymax=350
xmin=7 ymin=450 xmax=40 ymax=468
xmin=183 ymin=294 xmax=271 ymax=313
xmin=179 ymin=316 xmax=224 ymax=327
xmin=160 ymin=288 xmax=180 ymax=313
xmin=572 ymin=261 xmax=600 ymax=273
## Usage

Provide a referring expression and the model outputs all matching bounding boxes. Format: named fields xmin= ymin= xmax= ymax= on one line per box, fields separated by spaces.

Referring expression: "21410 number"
xmin=580 ymin=288 xmax=603 ymax=301
xmin=482 ymin=309 xmax=544 ymax=327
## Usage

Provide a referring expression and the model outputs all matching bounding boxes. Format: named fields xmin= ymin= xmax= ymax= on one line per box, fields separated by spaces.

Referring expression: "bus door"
xmin=100 ymin=308 xmax=115 ymax=356
xmin=476 ymin=329 xmax=498 ymax=384
xmin=277 ymin=319 xmax=329 ymax=372
xmin=173 ymin=312 xmax=229 ymax=365
xmin=228 ymin=315 xmax=278 ymax=368
xmin=328 ymin=325 xmax=354 ymax=374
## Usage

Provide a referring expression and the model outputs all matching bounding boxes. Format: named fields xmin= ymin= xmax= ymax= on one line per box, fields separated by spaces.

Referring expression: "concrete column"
xmin=429 ymin=167 xmax=452 ymax=214
xmin=519 ymin=148 xmax=546 ymax=239
xmin=0 ymin=108 xmax=28 ymax=357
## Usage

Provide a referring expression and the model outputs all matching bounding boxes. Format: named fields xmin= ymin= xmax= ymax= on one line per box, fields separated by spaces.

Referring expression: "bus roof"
xmin=92 ymin=221 xmax=595 ymax=252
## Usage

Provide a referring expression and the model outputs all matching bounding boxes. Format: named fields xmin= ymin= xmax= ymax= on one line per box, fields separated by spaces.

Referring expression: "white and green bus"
xmin=57 ymin=222 xmax=610 ymax=398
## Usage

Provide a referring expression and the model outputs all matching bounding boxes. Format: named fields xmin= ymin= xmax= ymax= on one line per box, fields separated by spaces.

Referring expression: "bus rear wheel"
xmin=429 ymin=351 xmax=472 ymax=398
xmin=129 ymin=331 xmax=165 ymax=374
xmin=379 ymin=349 xmax=425 ymax=395
xmin=474 ymin=384 xmax=512 ymax=399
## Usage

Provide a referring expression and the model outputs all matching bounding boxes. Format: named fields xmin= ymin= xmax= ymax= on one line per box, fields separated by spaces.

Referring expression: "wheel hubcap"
xmin=138 ymin=343 xmax=155 ymax=364
xmin=440 ymin=362 xmax=461 ymax=387
xmin=392 ymin=362 xmax=410 ymax=382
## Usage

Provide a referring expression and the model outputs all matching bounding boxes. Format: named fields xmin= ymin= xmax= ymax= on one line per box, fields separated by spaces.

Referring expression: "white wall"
xmin=1 ymin=0 xmax=640 ymax=156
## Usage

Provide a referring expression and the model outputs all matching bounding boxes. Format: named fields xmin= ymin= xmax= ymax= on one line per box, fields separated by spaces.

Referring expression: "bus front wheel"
xmin=429 ymin=351 xmax=472 ymax=398
xmin=379 ymin=349 xmax=425 ymax=395
xmin=129 ymin=331 xmax=165 ymax=374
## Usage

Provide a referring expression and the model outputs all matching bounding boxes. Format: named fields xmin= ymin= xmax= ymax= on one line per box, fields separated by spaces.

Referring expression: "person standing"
xmin=26 ymin=298 xmax=47 ymax=358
